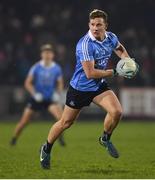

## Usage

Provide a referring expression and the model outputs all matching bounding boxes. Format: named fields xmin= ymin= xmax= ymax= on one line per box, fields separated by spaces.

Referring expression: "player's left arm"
xmin=114 ymin=42 xmax=130 ymax=59
xmin=57 ymin=77 xmax=64 ymax=93
xmin=56 ymin=65 xmax=64 ymax=93
xmin=53 ymin=77 xmax=64 ymax=103
xmin=114 ymin=42 xmax=139 ymax=78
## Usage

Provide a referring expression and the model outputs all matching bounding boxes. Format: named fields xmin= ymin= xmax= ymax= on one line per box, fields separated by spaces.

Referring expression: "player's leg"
xmin=47 ymin=105 xmax=80 ymax=143
xmin=40 ymin=105 xmax=80 ymax=169
xmin=10 ymin=108 xmax=34 ymax=145
xmin=93 ymin=90 xmax=123 ymax=158
xmin=48 ymin=104 xmax=66 ymax=146
xmin=94 ymin=90 xmax=122 ymax=133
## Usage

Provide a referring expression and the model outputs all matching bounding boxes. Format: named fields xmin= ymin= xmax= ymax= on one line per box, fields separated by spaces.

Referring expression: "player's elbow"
xmin=24 ymin=80 xmax=28 ymax=89
xmin=85 ymin=71 xmax=94 ymax=79
xmin=24 ymin=80 xmax=31 ymax=90
xmin=86 ymin=74 xmax=91 ymax=79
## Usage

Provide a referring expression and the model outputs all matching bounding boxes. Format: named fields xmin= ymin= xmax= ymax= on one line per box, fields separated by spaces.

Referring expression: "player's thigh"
xmin=61 ymin=105 xmax=81 ymax=125
xmin=20 ymin=107 xmax=35 ymax=123
xmin=48 ymin=104 xmax=63 ymax=120
xmin=93 ymin=90 xmax=123 ymax=116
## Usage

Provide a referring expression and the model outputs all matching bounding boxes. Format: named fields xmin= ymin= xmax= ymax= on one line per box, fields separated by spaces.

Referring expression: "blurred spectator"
xmin=0 ymin=0 xmax=154 ymax=87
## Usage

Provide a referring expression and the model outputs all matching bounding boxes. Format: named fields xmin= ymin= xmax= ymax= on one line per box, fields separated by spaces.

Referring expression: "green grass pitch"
xmin=0 ymin=120 xmax=155 ymax=178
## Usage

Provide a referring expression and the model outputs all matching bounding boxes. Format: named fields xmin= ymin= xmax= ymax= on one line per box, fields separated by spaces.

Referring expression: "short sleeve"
xmin=28 ymin=65 xmax=36 ymax=76
xmin=76 ymin=38 xmax=94 ymax=62
xmin=111 ymin=33 xmax=119 ymax=49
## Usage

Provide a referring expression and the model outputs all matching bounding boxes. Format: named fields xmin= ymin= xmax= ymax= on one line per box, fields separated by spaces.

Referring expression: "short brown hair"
xmin=40 ymin=44 xmax=54 ymax=52
xmin=89 ymin=9 xmax=108 ymax=22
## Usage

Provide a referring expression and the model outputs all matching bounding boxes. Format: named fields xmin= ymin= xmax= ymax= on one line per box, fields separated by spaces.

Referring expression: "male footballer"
xmin=10 ymin=44 xmax=66 ymax=146
xmin=40 ymin=10 xmax=138 ymax=168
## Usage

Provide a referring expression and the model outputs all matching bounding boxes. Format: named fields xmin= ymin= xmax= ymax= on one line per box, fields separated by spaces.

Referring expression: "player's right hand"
xmin=33 ymin=93 xmax=43 ymax=102
xmin=113 ymin=68 xmax=133 ymax=79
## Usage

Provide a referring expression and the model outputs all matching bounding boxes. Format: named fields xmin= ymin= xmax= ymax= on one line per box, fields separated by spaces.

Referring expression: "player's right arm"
xmin=25 ymin=65 xmax=43 ymax=102
xmin=82 ymin=61 xmax=114 ymax=79
xmin=77 ymin=39 xmax=115 ymax=79
xmin=24 ymin=75 xmax=35 ymax=96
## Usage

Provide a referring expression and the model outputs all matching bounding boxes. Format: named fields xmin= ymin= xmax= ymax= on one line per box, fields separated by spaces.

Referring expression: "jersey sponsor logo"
xmin=94 ymin=58 xmax=109 ymax=69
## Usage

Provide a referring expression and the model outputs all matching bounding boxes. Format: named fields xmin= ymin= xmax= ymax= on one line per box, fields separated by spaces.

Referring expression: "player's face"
xmin=89 ymin=18 xmax=107 ymax=41
xmin=41 ymin=50 xmax=54 ymax=62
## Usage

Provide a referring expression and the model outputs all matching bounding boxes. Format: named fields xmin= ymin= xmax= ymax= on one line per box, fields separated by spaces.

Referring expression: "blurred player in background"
xmin=40 ymin=10 xmax=138 ymax=169
xmin=10 ymin=44 xmax=66 ymax=146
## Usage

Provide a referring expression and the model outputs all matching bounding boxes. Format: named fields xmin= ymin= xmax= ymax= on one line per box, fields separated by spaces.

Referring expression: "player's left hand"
xmin=33 ymin=93 xmax=43 ymax=102
xmin=51 ymin=92 xmax=61 ymax=103
xmin=124 ymin=60 xmax=139 ymax=79
xmin=115 ymin=58 xmax=139 ymax=79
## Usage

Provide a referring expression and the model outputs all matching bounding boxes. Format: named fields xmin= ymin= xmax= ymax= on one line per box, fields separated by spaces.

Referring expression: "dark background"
xmin=0 ymin=0 xmax=154 ymax=86
xmin=0 ymin=0 xmax=155 ymax=117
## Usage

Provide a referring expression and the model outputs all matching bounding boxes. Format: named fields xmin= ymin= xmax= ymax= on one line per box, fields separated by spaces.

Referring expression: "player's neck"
xmin=97 ymin=32 xmax=106 ymax=41
xmin=89 ymin=30 xmax=107 ymax=42
xmin=41 ymin=60 xmax=54 ymax=67
xmin=96 ymin=35 xmax=105 ymax=41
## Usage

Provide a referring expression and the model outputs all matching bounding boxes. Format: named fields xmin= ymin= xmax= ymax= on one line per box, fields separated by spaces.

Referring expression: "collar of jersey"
xmin=40 ymin=60 xmax=56 ymax=68
xmin=88 ymin=30 xmax=108 ymax=44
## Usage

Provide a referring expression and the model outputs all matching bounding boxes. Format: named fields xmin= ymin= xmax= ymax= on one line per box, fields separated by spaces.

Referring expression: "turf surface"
xmin=0 ymin=121 xmax=155 ymax=178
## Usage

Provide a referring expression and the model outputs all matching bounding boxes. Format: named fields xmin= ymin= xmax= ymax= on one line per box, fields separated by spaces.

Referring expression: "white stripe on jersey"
xmin=84 ymin=36 xmax=90 ymax=61
xmin=82 ymin=35 xmax=91 ymax=61
xmin=82 ymin=35 xmax=88 ymax=60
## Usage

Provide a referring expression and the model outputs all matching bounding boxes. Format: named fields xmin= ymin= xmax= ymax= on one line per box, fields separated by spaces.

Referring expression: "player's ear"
xmin=105 ymin=22 xmax=108 ymax=30
xmin=88 ymin=22 xmax=91 ymax=28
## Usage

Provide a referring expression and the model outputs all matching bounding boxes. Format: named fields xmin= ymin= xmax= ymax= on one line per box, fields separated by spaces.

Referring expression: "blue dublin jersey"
xmin=70 ymin=30 xmax=119 ymax=91
xmin=28 ymin=60 xmax=62 ymax=100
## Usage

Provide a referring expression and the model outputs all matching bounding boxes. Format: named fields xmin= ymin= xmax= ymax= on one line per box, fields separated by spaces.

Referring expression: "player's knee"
xmin=111 ymin=108 xmax=123 ymax=119
xmin=60 ymin=118 xmax=74 ymax=130
xmin=63 ymin=120 xmax=74 ymax=129
xmin=17 ymin=122 xmax=26 ymax=130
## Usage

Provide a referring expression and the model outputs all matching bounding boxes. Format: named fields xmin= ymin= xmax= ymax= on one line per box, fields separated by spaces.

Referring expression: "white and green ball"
xmin=116 ymin=58 xmax=137 ymax=77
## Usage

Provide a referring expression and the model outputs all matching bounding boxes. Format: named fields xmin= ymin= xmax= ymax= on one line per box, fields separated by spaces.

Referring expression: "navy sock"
xmin=102 ymin=131 xmax=112 ymax=141
xmin=43 ymin=141 xmax=53 ymax=153
xmin=11 ymin=137 xmax=17 ymax=145
xmin=12 ymin=137 xmax=17 ymax=141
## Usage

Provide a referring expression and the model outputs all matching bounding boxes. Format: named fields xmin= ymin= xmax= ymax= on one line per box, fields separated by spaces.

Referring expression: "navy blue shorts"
xmin=27 ymin=97 xmax=56 ymax=111
xmin=65 ymin=82 xmax=110 ymax=109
